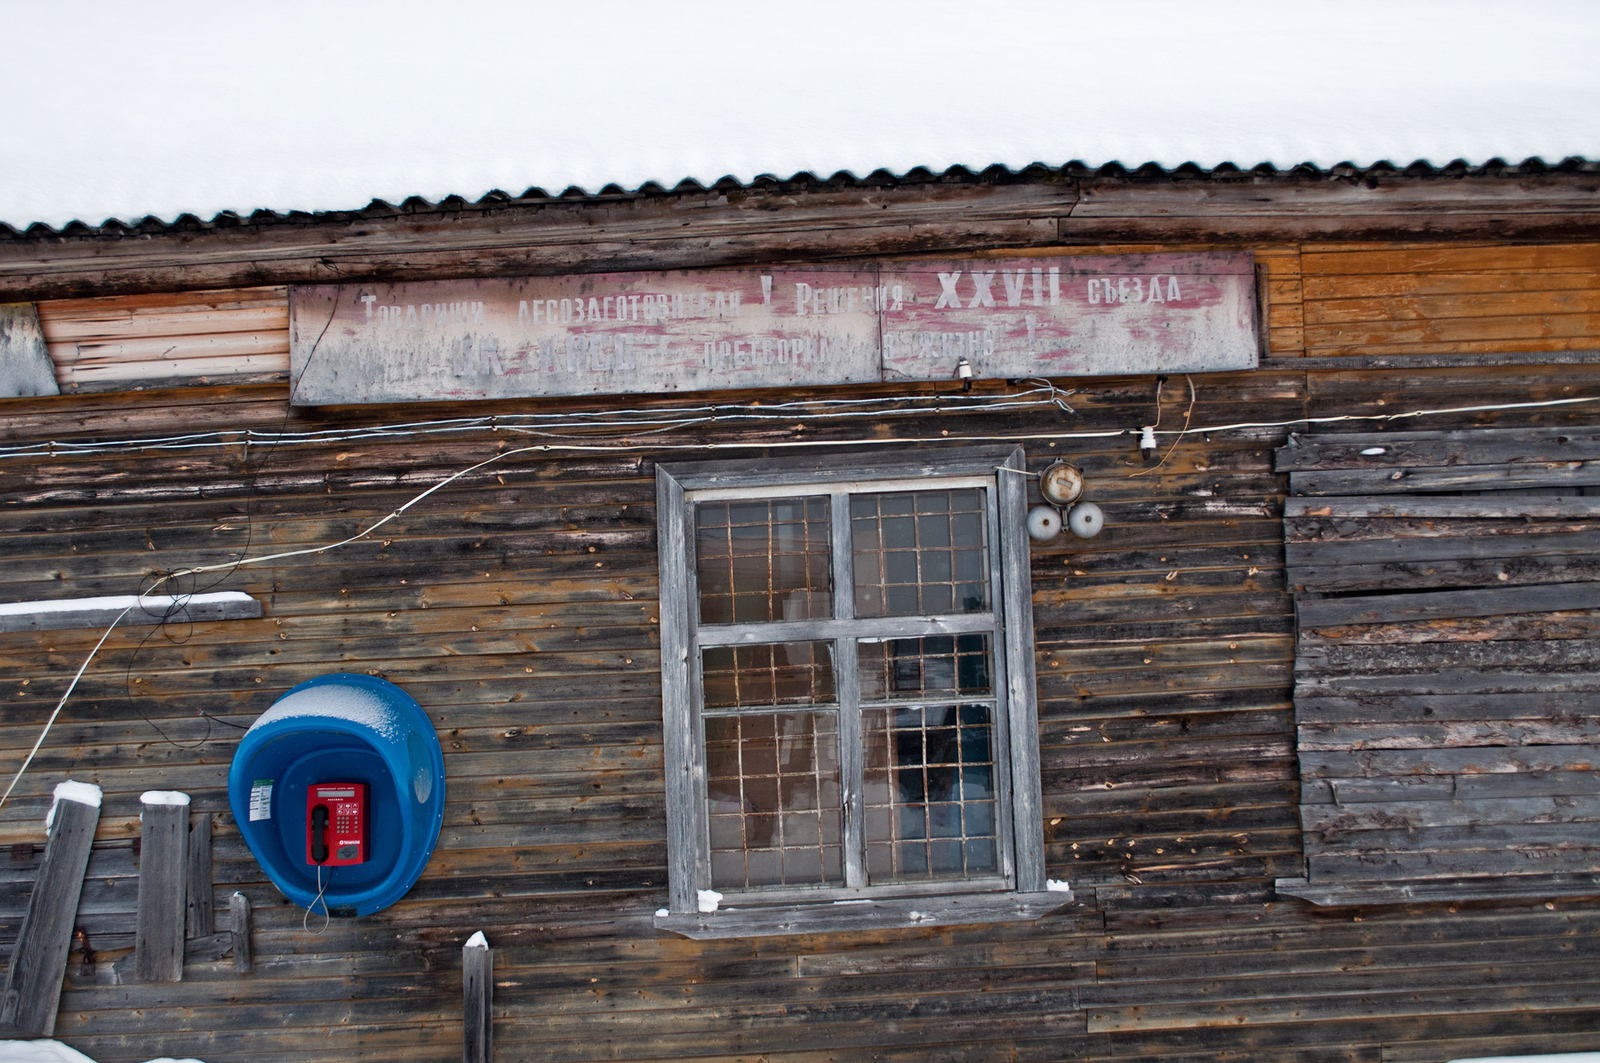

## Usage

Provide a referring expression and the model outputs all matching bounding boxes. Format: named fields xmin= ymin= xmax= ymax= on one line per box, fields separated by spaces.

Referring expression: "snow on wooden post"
xmin=229 ymin=892 xmax=253 ymax=974
xmin=135 ymin=791 xmax=189 ymax=982
xmin=463 ymin=932 xmax=492 ymax=1063
xmin=0 ymin=780 xmax=101 ymax=1037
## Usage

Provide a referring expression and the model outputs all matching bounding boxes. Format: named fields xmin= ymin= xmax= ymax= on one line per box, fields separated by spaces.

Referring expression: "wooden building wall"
xmin=0 ymin=234 xmax=1598 ymax=1062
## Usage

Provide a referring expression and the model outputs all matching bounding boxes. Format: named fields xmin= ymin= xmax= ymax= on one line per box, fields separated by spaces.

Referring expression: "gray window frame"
xmin=654 ymin=445 xmax=1058 ymax=937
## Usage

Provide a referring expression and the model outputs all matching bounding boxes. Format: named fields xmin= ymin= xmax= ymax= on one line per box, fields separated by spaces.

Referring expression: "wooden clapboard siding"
xmin=18 ymin=238 xmax=1594 ymax=399
xmin=1298 ymin=242 xmax=1600 ymax=358
xmin=33 ymin=288 xmax=289 ymax=390
xmin=0 ymin=234 xmax=1598 ymax=1063
xmin=1279 ymin=425 xmax=1600 ymax=903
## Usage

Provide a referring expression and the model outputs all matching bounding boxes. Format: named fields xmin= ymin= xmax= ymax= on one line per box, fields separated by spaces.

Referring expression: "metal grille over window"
xmin=697 ymin=497 xmax=832 ymax=624
xmin=706 ymin=711 xmax=843 ymax=889
xmin=858 ymin=634 xmax=998 ymax=882
xmin=863 ymin=704 xmax=997 ymax=880
xmin=851 ymin=490 xmax=988 ymax=617
xmin=701 ymin=641 xmax=836 ymax=710
xmin=658 ymin=449 xmax=1046 ymax=921
xmin=857 ymin=634 xmax=992 ymax=701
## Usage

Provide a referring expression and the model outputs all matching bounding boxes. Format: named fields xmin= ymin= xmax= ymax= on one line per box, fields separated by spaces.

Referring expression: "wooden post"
xmin=229 ymin=892 xmax=253 ymax=974
xmin=463 ymin=932 xmax=492 ymax=1063
xmin=134 ymin=791 xmax=189 ymax=982
xmin=0 ymin=781 xmax=101 ymax=1037
xmin=185 ymin=812 xmax=213 ymax=939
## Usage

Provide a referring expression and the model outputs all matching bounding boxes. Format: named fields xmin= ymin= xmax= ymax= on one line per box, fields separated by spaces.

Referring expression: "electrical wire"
xmin=0 ymin=388 xmax=1077 ymax=460
xmin=0 ymin=603 xmax=134 ymax=809
xmin=8 ymin=387 xmax=1600 ymax=805
xmin=1130 ymin=376 xmax=1196 ymax=477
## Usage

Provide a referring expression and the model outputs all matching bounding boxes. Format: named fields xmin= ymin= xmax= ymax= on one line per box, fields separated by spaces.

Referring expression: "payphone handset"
xmin=305 ymin=782 xmax=368 ymax=866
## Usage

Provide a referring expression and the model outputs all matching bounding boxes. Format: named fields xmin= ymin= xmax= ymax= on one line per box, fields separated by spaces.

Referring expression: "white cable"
xmin=0 ymin=603 xmax=134 ymax=809
xmin=303 ymin=863 xmax=331 ymax=935
xmin=9 ymin=386 xmax=1598 ymax=803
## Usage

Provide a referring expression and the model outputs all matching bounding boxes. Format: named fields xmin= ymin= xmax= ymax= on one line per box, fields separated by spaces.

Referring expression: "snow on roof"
xmin=2 ymin=0 xmax=1597 ymax=232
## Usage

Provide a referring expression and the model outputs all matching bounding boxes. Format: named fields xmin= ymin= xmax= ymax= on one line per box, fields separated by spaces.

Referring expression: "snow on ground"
xmin=2 ymin=0 xmax=1598 ymax=230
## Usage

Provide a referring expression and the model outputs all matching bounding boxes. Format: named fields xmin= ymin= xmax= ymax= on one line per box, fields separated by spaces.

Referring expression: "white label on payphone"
xmin=250 ymin=780 xmax=273 ymax=821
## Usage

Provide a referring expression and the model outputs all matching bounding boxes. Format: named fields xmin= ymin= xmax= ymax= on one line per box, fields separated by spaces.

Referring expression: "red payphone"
xmin=305 ymin=783 xmax=368 ymax=866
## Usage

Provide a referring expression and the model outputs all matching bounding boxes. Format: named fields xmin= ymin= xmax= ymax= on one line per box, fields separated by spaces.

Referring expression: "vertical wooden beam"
xmin=463 ymin=932 xmax=492 ymax=1063
xmin=0 ymin=781 xmax=101 ymax=1037
xmin=998 ymin=446 xmax=1046 ymax=893
xmin=134 ymin=791 xmax=189 ymax=982
xmin=654 ymin=466 xmax=700 ymax=915
xmin=185 ymin=813 xmax=213 ymax=939
xmin=229 ymin=892 xmax=253 ymax=975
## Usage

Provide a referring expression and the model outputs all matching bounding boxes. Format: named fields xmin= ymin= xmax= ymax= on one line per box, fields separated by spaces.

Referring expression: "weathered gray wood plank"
xmin=1304 ymin=771 xmax=1600 ymax=805
xmin=1285 ymin=494 xmax=1600 ymax=520
xmin=1287 ymin=526 xmax=1600 ymax=568
xmin=1296 ymin=669 xmax=1600 ymax=698
xmin=1288 ymin=554 xmax=1600 ymax=595
xmin=1301 ymin=745 xmax=1600 ymax=780
xmin=463 ymin=935 xmax=492 ymax=1063
xmin=1303 ymin=821 xmax=1600 ymax=858
xmin=1290 ymin=462 xmax=1600 ymax=497
xmin=654 ymin=892 xmax=1072 ymax=939
xmin=1297 ymin=718 xmax=1600 ymax=750
xmin=185 ymin=813 xmax=212 ymax=939
xmin=134 ymin=793 xmax=188 ymax=983
xmin=1307 ymin=846 xmax=1600 ymax=882
xmin=1276 ymin=872 xmax=1600 ymax=905
xmin=1300 ymin=776 xmax=1458 ymax=805
xmin=0 ymin=786 xmax=100 ymax=1036
xmin=1302 ymin=794 xmax=1600 ymax=833
xmin=998 ymin=446 xmax=1046 ymax=893
xmin=1296 ymin=691 xmax=1600 ymax=723
xmin=1296 ymin=582 xmax=1600 ymax=628
xmin=228 ymin=892 xmax=251 ymax=975
xmin=1276 ymin=427 xmax=1600 ymax=472
xmin=1297 ymin=636 xmax=1600 ymax=676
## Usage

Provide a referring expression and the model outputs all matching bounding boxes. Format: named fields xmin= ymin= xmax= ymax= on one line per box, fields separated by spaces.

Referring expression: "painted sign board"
xmin=288 ymin=252 xmax=1256 ymax=405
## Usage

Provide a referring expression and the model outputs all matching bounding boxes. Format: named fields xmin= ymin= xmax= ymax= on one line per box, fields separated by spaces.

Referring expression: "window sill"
xmin=654 ymin=889 xmax=1074 ymax=939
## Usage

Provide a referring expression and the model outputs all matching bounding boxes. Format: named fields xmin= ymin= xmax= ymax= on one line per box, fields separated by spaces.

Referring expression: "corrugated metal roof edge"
xmin=5 ymin=156 xmax=1596 ymax=241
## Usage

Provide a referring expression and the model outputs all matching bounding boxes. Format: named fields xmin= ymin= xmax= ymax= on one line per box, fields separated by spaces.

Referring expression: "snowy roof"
xmin=2 ymin=0 xmax=1597 ymax=233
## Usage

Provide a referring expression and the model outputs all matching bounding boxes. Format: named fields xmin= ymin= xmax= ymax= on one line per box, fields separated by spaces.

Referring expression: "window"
xmin=655 ymin=446 xmax=1060 ymax=937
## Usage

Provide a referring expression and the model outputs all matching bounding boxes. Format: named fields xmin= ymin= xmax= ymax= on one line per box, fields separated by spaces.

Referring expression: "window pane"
xmin=702 ymin=641 xmax=835 ymax=710
xmin=862 ymin=703 xmax=999 ymax=884
xmin=705 ymin=711 xmax=844 ymax=890
xmin=697 ymin=497 xmax=832 ymax=625
xmin=857 ymin=634 xmax=992 ymax=701
xmin=851 ymin=490 xmax=989 ymax=618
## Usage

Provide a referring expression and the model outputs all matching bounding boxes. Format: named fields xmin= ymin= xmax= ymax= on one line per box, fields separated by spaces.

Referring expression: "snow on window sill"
xmin=0 ymin=592 xmax=260 ymax=632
